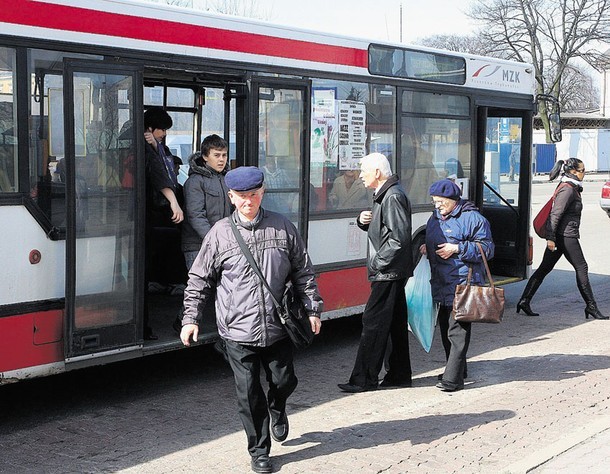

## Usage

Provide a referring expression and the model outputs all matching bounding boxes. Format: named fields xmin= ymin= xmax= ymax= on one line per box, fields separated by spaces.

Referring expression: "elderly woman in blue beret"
xmin=420 ymin=179 xmax=494 ymax=392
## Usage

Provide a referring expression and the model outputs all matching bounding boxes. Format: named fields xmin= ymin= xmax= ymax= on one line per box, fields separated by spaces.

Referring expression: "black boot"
xmin=516 ymin=277 xmax=542 ymax=316
xmin=580 ymin=283 xmax=609 ymax=320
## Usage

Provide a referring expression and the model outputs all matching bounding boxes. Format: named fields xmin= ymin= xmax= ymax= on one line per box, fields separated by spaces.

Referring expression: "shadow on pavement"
xmin=274 ymin=410 xmax=515 ymax=468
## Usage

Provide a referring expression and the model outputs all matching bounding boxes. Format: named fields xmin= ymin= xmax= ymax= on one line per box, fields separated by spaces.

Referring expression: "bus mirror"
xmin=548 ymin=112 xmax=562 ymax=143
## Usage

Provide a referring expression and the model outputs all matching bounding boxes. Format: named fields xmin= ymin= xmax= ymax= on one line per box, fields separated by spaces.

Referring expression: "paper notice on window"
xmin=337 ymin=100 xmax=366 ymax=170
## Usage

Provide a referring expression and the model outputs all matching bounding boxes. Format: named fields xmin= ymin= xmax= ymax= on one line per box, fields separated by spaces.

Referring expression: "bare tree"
xmin=557 ymin=64 xmax=600 ymax=112
xmin=469 ymin=0 xmax=610 ymax=142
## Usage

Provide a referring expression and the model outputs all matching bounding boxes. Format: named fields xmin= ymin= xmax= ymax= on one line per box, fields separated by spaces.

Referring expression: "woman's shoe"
xmin=585 ymin=305 xmax=609 ymax=320
xmin=516 ymin=299 xmax=539 ymax=316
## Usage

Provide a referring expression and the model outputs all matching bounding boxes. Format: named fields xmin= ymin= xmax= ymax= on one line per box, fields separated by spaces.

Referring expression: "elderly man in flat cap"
xmin=181 ymin=166 xmax=323 ymax=474
xmin=420 ymin=178 xmax=494 ymax=392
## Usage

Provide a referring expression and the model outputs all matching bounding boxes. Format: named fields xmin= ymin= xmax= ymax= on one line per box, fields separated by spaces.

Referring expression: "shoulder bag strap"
xmin=475 ymin=241 xmax=494 ymax=288
xmin=229 ymin=218 xmax=282 ymax=311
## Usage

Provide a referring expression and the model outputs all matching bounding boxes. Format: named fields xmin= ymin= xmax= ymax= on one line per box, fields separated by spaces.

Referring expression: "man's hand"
xmin=180 ymin=323 xmax=199 ymax=346
xmin=144 ymin=129 xmax=158 ymax=150
xmin=359 ymin=210 xmax=372 ymax=225
xmin=309 ymin=315 xmax=322 ymax=335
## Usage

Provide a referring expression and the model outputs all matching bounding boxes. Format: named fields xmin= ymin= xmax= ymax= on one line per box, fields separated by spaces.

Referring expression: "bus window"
xmin=310 ymin=79 xmax=396 ymax=213
xmin=28 ymin=49 xmax=102 ymax=230
xmin=0 ymin=47 xmax=16 ymax=193
xmin=199 ymin=87 xmax=237 ymax=162
xmin=145 ymin=84 xmax=198 ymax=184
xmin=400 ymin=91 xmax=471 ymax=205
xmin=484 ymin=117 xmax=522 ymax=206
xmin=258 ymin=87 xmax=304 ymax=221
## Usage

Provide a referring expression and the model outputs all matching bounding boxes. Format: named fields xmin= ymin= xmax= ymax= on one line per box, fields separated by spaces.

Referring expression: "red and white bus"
xmin=0 ymin=0 xmax=554 ymax=383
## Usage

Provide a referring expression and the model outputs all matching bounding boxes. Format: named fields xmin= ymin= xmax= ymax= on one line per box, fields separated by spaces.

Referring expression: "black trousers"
xmin=438 ymin=304 xmax=471 ymax=389
xmin=224 ymin=337 xmax=297 ymax=458
xmin=531 ymin=235 xmax=591 ymax=300
xmin=349 ymin=279 xmax=411 ymax=388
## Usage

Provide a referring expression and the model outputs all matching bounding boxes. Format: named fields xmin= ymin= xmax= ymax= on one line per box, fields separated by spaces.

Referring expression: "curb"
xmin=502 ymin=415 xmax=610 ymax=473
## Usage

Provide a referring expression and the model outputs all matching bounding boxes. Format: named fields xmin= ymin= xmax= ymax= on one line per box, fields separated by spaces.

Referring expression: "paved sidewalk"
xmin=128 ymin=279 xmax=610 ymax=473
xmin=1 ymin=274 xmax=608 ymax=474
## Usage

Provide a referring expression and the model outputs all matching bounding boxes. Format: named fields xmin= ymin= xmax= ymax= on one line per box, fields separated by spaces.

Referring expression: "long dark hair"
xmin=549 ymin=157 xmax=583 ymax=181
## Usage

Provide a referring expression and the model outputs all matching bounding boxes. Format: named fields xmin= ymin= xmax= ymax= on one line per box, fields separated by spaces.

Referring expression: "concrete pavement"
xmin=0 ymin=277 xmax=609 ymax=474
xmin=125 ymin=279 xmax=610 ymax=474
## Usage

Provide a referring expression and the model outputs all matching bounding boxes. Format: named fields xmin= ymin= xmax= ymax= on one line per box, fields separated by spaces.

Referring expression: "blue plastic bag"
xmin=405 ymin=255 xmax=438 ymax=352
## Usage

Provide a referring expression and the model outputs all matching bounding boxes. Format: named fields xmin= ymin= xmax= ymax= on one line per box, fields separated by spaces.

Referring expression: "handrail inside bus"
xmin=484 ymin=181 xmax=518 ymax=215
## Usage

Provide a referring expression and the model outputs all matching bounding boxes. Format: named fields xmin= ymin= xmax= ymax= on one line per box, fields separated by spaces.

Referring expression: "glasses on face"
xmin=575 ymin=168 xmax=585 ymax=173
xmin=432 ymin=198 xmax=450 ymax=207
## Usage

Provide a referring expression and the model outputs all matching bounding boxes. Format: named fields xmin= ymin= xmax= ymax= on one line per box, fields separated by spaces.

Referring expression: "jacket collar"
xmin=373 ymin=174 xmax=400 ymax=203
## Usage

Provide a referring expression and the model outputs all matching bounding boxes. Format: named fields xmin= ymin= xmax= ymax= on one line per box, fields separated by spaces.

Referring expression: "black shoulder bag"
xmin=229 ymin=218 xmax=315 ymax=349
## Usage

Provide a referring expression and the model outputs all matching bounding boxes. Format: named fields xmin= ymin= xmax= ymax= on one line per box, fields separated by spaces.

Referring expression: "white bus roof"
xmin=3 ymin=0 xmax=535 ymax=95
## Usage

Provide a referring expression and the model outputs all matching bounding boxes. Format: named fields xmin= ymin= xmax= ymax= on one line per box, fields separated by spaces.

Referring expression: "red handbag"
xmin=533 ymin=183 xmax=568 ymax=239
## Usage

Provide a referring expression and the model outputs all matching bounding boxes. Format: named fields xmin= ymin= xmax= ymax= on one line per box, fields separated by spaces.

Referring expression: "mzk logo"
xmin=502 ymin=70 xmax=520 ymax=83
xmin=472 ymin=65 xmax=521 ymax=84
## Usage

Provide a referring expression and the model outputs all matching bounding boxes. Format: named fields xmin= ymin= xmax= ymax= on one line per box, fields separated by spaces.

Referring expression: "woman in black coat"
xmin=517 ymin=158 xmax=607 ymax=319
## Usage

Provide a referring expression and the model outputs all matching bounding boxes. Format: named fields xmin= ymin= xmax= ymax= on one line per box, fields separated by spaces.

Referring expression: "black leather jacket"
xmin=357 ymin=175 xmax=413 ymax=281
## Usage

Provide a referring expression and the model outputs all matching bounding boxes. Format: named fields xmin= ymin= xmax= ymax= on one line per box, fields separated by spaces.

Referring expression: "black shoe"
xmin=251 ymin=454 xmax=272 ymax=474
xmin=270 ymin=411 xmax=289 ymax=442
xmin=338 ymin=382 xmax=377 ymax=393
xmin=585 ymin=305 xmax=609 ymax=320
xmin=516 ymin=299 xmax=539 ymax=316
xmin=379 ymin=378 xmax=412 ymax=388
xmin=438 ymin=371 xmax=467 ymax=380
xmin=436 ymin=381 xmax=463 ymax=392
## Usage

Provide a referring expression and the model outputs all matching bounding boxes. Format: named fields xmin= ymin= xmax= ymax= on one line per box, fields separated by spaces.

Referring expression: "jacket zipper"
xmin=251 ymin=226 xmax=268 ymax=346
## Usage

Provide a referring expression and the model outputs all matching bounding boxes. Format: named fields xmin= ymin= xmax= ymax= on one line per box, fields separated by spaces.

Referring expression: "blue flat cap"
xmin=225 ymin=166 xmax=264 ymax=191
xmin=429 ymin=179 xmax=461 ymax=200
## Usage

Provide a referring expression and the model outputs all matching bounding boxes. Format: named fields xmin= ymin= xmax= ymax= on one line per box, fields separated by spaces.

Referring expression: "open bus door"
xmin=63 ymin=61 xmax=144 ymax=363
xmin=476 ymin=106 xmax=533 ymax=281
xmin=250 ymin=79 xmax=311 ymax=240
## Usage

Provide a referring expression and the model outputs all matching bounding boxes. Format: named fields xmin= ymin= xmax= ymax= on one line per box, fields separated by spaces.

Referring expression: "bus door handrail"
xmin=484 ymin=181 xmax=519 ymax=216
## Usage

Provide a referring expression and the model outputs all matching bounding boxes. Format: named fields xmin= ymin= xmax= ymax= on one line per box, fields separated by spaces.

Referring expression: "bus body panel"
xmin=1 ymin=206 xmax=65 ymax=304
xmin=0 ymin=310 xmax=63 ymax=374
xmin=0 ymin=0 xmax=538 ymax=383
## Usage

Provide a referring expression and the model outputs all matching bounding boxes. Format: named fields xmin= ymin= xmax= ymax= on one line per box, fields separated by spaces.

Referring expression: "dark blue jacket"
xmin=425 ymin=199 xmax=494 ymax=306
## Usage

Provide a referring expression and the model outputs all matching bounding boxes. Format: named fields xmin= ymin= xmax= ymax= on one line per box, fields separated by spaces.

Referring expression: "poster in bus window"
xmin=311 ymin=89 xmax=338 ymax=164
xmin=338 ymin=100 xmax=366 ymax=171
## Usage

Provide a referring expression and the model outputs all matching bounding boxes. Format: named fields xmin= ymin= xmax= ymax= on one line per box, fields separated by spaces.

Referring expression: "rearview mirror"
xmin=548 ymin=112 xmax=562 ymax=143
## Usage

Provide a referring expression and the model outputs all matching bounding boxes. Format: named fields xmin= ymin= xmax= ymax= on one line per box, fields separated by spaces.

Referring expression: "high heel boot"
xmin=585 ymin=304 xmax=609 ymax=320
xmin=580 ymin=282 xmax=609 ymax=320
xmin=516 ymin=277 xmax=541 ymax=316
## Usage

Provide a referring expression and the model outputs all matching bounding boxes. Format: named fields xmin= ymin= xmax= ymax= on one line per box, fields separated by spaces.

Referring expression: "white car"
xmin=601 ymin=181 xmax=610 ymax=217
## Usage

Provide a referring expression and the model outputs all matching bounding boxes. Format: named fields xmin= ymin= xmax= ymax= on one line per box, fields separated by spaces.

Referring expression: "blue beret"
xmin=429 ymin=179 xmax=461 ymax=200
xmin=225 ymin=166 xmax=264 ymax=191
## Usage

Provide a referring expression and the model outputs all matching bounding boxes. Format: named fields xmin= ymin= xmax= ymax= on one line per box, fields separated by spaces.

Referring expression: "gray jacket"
xmin=182 ymin=209 xmax=324 ymax=346
xmin=181 ymin=152 xmax=232 ymax=252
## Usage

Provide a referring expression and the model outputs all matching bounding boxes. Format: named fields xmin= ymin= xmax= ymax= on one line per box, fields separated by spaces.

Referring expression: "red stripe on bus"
xmin=317 ymin=266 xmax=370 ymax=311
xmin=6 ymin=1 xmax=368 ymax=68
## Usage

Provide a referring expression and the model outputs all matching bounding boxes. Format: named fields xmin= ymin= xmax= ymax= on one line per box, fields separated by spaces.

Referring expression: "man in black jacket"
xmin=339 ymin=153 xmax=414 ymax=393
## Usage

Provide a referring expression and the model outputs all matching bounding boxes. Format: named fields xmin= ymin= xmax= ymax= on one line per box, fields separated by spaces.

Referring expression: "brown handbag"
xmin=453 ymin=242 xmax=504 ymax=323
